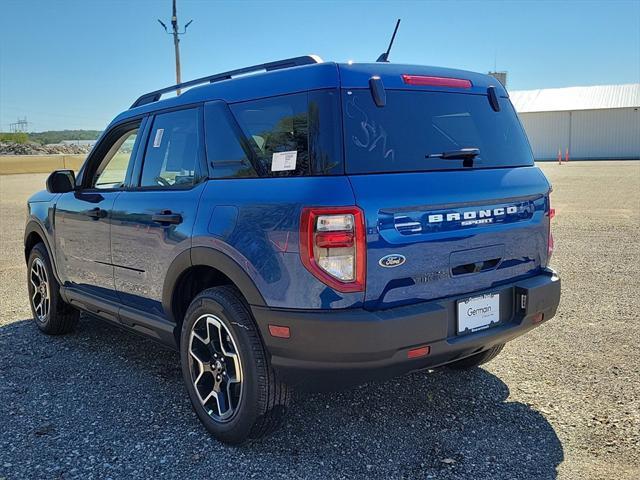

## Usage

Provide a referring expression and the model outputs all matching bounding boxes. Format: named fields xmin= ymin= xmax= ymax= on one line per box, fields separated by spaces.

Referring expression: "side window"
xmin=204 ymin=102 xmax=257 ymax=178
xmin=230 ymin=93 xmax=310 ymax=177
xmin=140 ymin=108 xmax=200 ymax=188
xmin=93 ymin=129 xmax=138 ymax=189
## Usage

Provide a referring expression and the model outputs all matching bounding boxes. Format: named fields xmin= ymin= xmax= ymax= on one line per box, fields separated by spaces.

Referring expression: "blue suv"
xmin=24 ymin=56 xmax=561 ymax=443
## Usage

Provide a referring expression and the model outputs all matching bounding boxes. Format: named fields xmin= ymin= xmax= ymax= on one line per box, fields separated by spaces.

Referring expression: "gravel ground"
xmin=1 ymin=162 xmax=639 ymax=479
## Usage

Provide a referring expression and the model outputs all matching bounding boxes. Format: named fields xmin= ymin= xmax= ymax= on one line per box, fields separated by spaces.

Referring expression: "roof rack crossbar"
xmin=130 ymin=55 xmax=322 ymax=109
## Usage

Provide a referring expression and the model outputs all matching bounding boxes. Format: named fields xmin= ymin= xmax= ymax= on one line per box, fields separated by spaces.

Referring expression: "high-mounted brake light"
xmin=401 ymin=74 xmax=472 ymax=89
xmin=300 ymin=207 xmax=366 ymax=293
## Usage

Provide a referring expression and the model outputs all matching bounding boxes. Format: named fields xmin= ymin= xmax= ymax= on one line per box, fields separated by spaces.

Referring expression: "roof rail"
xmin=130 ymin=55 xmax=323 ymax=109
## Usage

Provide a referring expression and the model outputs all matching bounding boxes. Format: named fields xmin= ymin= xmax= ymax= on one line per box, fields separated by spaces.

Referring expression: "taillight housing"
xmin=300 ymin=207 xmax=366 ymax=293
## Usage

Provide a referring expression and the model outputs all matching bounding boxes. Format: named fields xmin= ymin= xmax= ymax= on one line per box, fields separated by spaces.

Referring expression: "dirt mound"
xmin=0 ymin=142 xmax=92 ymax=155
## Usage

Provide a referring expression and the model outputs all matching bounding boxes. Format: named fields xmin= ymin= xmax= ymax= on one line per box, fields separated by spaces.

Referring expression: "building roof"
xmin=510 ymin=83 xmax=640 ymax=113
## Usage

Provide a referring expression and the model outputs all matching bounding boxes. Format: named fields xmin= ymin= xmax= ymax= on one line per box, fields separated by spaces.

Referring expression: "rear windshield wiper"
xmin=426 ymin=148 xmax=480 ymax=160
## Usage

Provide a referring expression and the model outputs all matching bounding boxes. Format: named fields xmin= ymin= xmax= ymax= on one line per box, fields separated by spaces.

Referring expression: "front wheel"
xmin=27 ymin=243 xmax=79 ymax=335
xmin=180 ymin=286 xmax=291 ymax=444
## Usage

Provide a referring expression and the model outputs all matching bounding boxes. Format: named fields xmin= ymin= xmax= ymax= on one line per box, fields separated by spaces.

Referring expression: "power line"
xmin=157 ymin=0 xmax=193 ymax=95
xmin=9 ymin=117 xmax=29 ymax=133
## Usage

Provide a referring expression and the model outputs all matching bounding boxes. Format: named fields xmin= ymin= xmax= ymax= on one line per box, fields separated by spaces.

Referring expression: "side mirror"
xmin=46 ymin=170 xmax=76 ymax=193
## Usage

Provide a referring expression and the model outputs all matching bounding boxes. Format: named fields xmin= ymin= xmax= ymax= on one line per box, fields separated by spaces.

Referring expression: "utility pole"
xmin=158 ymin=0 xmax=193 ymax=95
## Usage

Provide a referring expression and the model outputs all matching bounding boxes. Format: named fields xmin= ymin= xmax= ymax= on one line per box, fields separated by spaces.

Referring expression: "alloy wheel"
xmin=188 ymin=314 xmax=243 ymax=422
xmin=30 ymin=257 xmax=50 ymax=322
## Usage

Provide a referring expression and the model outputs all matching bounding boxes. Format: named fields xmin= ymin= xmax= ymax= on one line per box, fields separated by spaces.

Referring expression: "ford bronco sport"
xmin=25 ymin=55 xmax=561 ymax=444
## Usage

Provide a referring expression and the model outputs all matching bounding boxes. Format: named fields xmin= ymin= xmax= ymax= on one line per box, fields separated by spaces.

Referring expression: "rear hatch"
xmin=339 ymin=64 xmax=551 ymax=309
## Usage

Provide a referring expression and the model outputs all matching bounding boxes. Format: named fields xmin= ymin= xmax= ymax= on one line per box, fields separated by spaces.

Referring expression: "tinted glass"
xmin=140 ymin=108 xmax=200 ymax=187
xmin=343 ymin=90 xmax=534 ymax=174
xmin=204 ymin=102 xmax=257 ymax=178
xmin=308 ymin=89 xmax=342 ymax=175
xmin=94 ymin=129 xmax=138 ymax=189
xmin=231 ymin=93 xmax=308 ymax=177
xmin=229 ymin=90 xmax=342 ymax=177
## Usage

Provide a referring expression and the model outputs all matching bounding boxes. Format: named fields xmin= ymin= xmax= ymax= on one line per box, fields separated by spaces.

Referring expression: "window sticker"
xmin=153 ymin=128 xmax=164 ymax=148
xmin=271 ymin=151 xmax=297 ymax=171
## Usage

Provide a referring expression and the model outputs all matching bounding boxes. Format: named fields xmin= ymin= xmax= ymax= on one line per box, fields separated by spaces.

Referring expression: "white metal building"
xmin=509 ymin=84 xmax=640 ymax=160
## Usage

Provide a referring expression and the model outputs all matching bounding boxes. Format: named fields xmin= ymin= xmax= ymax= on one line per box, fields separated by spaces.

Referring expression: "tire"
xmin=27 ymin=242 xmax=79 ymax=335
xmin=180 ymin=286 xmax=291 ymax=444
xmin=447 ymin=343 xmax=505 ymax=370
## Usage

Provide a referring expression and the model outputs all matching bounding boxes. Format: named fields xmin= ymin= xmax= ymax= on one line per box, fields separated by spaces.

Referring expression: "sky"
xmin=1 ymin=0 xmax=639 ymax=132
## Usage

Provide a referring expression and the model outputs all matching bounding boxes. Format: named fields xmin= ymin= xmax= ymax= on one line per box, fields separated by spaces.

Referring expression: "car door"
xmin=110 ymin=106 xmax=207 ymax=316
xmin=54 ymin=119 xmax=145 ymax=300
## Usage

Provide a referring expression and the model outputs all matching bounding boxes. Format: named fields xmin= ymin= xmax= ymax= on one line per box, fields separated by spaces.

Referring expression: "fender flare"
xmin=162 ymin=246 xmax=266 ymax=322
xmin=24 ymin=220 xmax=62 ymax=284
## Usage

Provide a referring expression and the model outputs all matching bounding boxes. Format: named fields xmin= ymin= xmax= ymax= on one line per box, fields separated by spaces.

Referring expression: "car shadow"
xmin=0 ymin=316 xmax=563 ymax=479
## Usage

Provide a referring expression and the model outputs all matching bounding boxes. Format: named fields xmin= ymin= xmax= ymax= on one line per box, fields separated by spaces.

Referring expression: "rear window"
xmin=343 ymin=90 xmax=533 ymax=174
xmin=229 ymin=90 xmax=342 ymax=176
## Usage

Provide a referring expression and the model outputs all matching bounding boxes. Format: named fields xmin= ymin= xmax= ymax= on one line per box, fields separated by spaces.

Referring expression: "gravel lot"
xmin=1 ymin=161 xmax=638 ymax=479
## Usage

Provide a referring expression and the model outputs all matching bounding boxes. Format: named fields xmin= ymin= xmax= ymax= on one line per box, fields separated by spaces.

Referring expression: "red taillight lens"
xmin=300 ymin=207 xmax=366 ymax=293
xmin=315 ymin=231 xmax=354 ymax=248
xmin=401 ymin=74 xmax=472 ymax=89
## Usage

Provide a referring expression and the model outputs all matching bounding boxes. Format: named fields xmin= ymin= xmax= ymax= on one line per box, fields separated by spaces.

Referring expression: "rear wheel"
xmin=27 ymin=243 xmax=79 ymax=335
xmin=180 ymin=286 xmax=291 ymax=444
xmin=447 ymin=343 xmax=505 ymax=370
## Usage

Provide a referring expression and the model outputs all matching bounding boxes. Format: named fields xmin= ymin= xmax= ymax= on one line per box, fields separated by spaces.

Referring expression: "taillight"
xmin=547 ymin=205 xmax=555 ymax=262
xmin=300 ymin=207 xmax=366 ymax=293
xmin=401 ymin=74 xmax=472 ymax=89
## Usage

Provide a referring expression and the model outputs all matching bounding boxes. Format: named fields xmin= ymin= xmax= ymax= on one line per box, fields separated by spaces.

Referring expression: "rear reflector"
xmin=407 ymin=345 xmax=431 ymax=359
xmin=532 ymin=313 xmax=544 ymax=324
xmin=268 ymin=325 xmax=290 ymax=339
xmin=402 ymin=74 xmax=472 ymax=89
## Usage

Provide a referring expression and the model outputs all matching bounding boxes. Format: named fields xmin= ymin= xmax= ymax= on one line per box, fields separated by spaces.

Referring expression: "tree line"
xmin=0 ymin=130 xmax=102 ymax=145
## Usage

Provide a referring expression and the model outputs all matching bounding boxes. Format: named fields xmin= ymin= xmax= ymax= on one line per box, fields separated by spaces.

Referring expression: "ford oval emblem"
xmin=379 ymin=254 xmax=406 ymax=268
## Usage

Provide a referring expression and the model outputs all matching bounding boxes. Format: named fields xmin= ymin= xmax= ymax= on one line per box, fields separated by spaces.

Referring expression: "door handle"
xmin=86 ymin=207 xmax=105 ymax=219
xmin=152 ymin=211 xmax=183 ymax=225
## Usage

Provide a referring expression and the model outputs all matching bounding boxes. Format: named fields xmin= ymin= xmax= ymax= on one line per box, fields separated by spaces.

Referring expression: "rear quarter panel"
xmin=192 ymin=177 xmax=361 ymax=309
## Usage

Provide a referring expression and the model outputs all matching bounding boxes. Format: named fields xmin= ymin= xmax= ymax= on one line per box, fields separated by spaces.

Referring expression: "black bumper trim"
xmin=251 ymin=270 xmax=560 ymax=388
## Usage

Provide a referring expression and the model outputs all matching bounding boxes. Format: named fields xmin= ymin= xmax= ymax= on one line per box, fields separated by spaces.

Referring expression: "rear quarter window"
xmin=229 ymin=90 xmax=342 ymax=177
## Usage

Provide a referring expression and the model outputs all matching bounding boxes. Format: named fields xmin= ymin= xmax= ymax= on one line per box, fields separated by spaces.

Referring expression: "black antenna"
xmin=376 ymin=19 xmax=401 ymax=62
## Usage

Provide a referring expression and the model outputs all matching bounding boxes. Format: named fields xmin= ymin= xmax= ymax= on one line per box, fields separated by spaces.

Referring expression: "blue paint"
xmin=26 ymin=60 xmax=553 ymax=323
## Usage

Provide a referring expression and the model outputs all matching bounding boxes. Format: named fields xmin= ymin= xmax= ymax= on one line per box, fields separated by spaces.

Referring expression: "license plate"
xmin=457 ymin=293 xmax=500 ymax=334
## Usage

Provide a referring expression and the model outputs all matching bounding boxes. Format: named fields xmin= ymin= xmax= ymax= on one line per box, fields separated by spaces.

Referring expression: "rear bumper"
xmin=251 ymin=269 xmax=561 ymax=389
